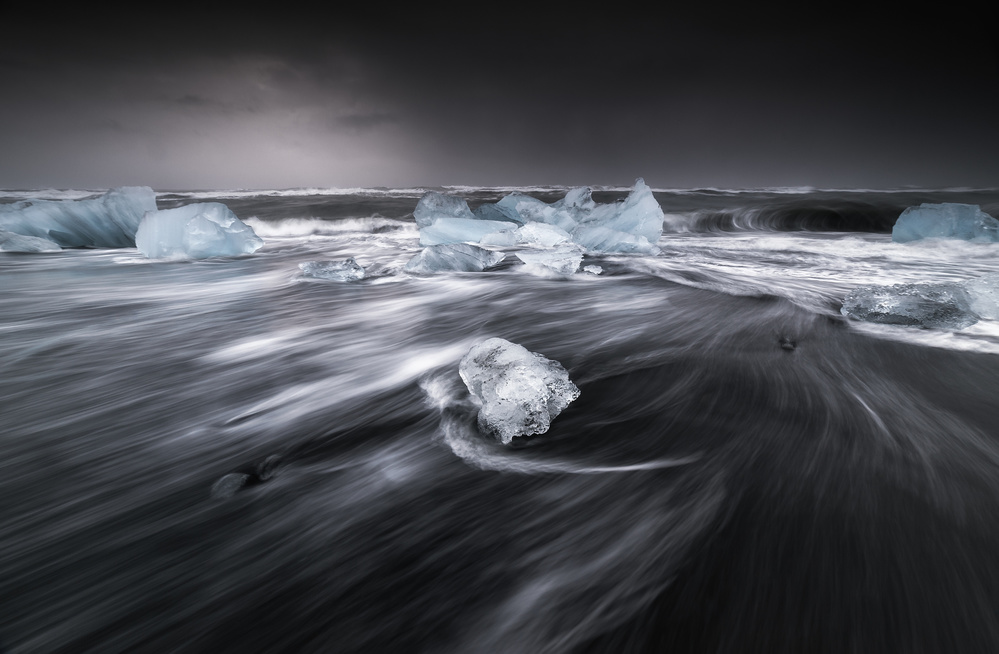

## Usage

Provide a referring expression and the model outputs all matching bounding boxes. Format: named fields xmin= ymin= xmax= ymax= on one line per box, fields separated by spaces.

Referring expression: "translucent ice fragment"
xmin=493 ymin=193 xmax=575 ymax=231
xmin=413 ymin=191 xmax=476 ymax=228
xmin=556 ymin=186 xmax=598 ymax=216
xmin=841 ymin=282 xmax=978 ymax=329
xmin=459 ymin=337 xmax=580 ymax=444
xmin=299 ymin=258 xmax=365 ymax=281
xmin=136 ymin=202 xmax=263 ymax=259
xmin=421 ymin=178 xmax=666 ymax=254
xmin=0 ymin=186 xmax=156 ymax=247
xmin=0 ymin=230 xmax=62 ymax=252
xmin=419 ymin=217 xmax=518 ymax=246
xmin=892 ymin=203 xmax=999 ymax=243
xmin=570 ymin=179 xmax=663 ymax=253
xmin=473 ymin=201 xmax=524 ymax=224
xmin=583 ymin=265 xmax=603 ymax=275
xmin=571 ymin=225 xmax=659 ymax=254
xmin=964 ymin=273 xmax=999 ymax=320
xmin=516 ymin=222 xmax=571 ymax=248
xmin=516 ymin=245 xmax=583 ymax=276
xmin=404 ymin=243 xmax=505 ymax=274
xmin=479 ymin=230 xmax=519 ymax=247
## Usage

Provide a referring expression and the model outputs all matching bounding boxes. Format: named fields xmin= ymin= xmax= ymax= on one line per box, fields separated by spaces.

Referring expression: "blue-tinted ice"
xmin=514 ymin=222 xmax=572 ymax=248
xmin=299 ymin=258 xmax=366 ymax=281
xmin=516 ymin=246 xmax=584 ymax=276
xmin=404 ymin=243 xmax=505 ymax=274
xmin=413 ymin=191 xmax=477 ymax=228
xmin=0 ymin=230 xmax=62 ymax=252
xmin=841 ymin=282 xmax=978 ymax=329
xmin=459 ymin=337 xmax=580 ymax=444
xmin=965 ymin=273 xmax=999 ymax=320
xmin=419 ymin=217 xmax=519 ymax=246
xmin=136 ymin=202 xmax=263 ymax=259
xmin=567 ymin=180 xmax=663 ymax=253
xmin=0 ymin=186 xmax=156 ymax=248
xmin=892 ymin=203 xmax=999 ymax=243
xmin=412 ymin=179 xmax=664 ymax=253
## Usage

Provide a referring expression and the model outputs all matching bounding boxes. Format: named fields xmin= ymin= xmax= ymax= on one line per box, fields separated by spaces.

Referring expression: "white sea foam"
xmin=243 ymin=217 xmax=415 ymax=238
xmin=162 ymin=187 xmax=433 ymax=200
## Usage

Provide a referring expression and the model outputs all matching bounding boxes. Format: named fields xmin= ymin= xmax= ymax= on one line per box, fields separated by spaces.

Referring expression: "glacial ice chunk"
xmin=0 ymin=230 xmax=62 ymax=252
xmin=557 ymin=186 xmax=598 ymax=215
xmin=515 ymin=222 xmax=571 ymax=248
xmin=459 ymin=337 xmax=580 ymax=444
xmin=571 ymin=225 xmax=658 ymax=254
xmin=516 ymin=245 xmax=584 ymax=276
xmin=892 ymin=203 xmax=999 ymax=243
xmin=478 ymin=230 xmax=519 ymax=247
xmin=415 ymin=179 xmax=666 ymax=254
xmin=419 ymin=217 xmax=518 ymax=246
xmin=0 ymin=186 xmax=156 ymax=247
xmin=841 ymin=282 xmax=978 ymax=329
xmin=491 ymin=193 xmax=576 ymax=231
xmin=569 ymin=179 xmax=663 ymax=253
xmin=579 ymin=179 xmax=663 ymax=242
xmin=404 ymin=243 xmax=505 ymax=274
xmin=964 ymin=273 xmax=999 ymax=320
xmin=473 ymin=201 xmax=525 ymax=224
xmin=413 ymin=191 xmax=476 ymax=228
xmin=583 ymin=265 xmax=603 ymax=275
xmin=299 ymin=258 xmax=365 ymax=281
xmin=136 ymin=202 xmax=263 ymax=259
xmin=478 ymin=179 xmax=664 ymax=253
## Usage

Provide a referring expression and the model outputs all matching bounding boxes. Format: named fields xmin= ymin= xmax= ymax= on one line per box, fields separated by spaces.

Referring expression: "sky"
xmin=2 ymin=7 xmax=997 ymax=190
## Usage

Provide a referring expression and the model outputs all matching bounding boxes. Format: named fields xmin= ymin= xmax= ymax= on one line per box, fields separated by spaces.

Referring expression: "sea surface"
xmin=3 ymin=186 xmax=999 ymax=653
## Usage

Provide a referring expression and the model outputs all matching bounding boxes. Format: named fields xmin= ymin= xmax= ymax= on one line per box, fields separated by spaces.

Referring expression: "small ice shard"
xmin=299 ymin=257 xmax=365 ymax=281
xmin=459 ymin=337 xmax=580 ymax=444
xmin=413 ymin=191 xmax=476 ymax=228
xmin=419 ymin=217 xmax=518 ymax=246
xmin=583 ymin=264 xmax=603 ymax=275
xmin=892 ymin=203 xmax=999 ymax=243
xmin=516 ymin=222 xmax=571 ymax=248
xmin=404 ymin=243 xmax=505 ymax=274
xmin=0 ymin=230 xmax=62 ymax=252
xmin=0 ymin=186 xmax=156 ymax=247
xmin=136 ymin=202 xmax=263 ymax=259
xmin=516 ymin=245 xmax=584 ymax=276
xmin=841 ymin=282 xmax=978 ymax=329
xmin=964 ymin=273 xmax=999 ymax=320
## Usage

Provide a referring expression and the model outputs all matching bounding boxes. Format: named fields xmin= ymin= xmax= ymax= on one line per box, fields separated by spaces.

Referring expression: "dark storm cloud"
xmin=1 ymin=5 xmax=997 ymax=189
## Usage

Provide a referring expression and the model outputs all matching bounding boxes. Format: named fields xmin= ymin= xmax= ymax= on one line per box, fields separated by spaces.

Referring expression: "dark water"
xmin=3 ymin=187 xmax=999 ymax=652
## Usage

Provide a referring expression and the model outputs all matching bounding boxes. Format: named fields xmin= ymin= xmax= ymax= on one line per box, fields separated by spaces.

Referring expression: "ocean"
xmin=2 ymin=186 xmax=999 ymax=653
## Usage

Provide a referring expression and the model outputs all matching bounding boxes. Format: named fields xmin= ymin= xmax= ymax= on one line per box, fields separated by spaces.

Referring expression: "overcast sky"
xmin=2 ymin=7 xmax=997 ymax=190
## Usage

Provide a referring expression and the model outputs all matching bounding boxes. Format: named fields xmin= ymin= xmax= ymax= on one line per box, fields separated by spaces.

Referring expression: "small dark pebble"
xmin=211 ymin=455 xmax=283 ymax=499
xmin=256 ymin=454 xmax=282 ymax=482
xmin=778 ymin=336 xmax=797 ymax=351
xmin=211 ymin=473 xmax=251 ymax=499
